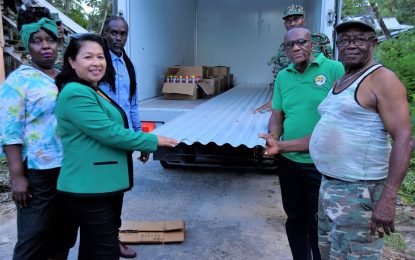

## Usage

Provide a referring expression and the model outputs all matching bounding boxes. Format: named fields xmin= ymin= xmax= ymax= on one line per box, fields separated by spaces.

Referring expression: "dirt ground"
xmin=0 ymin=161 xmax=15 ymax=227
xmin=0 ymin=161 xmax=414 ymax=259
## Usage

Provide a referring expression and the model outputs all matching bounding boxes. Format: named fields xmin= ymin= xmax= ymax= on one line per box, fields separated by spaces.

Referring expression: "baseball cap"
xmin=335 ymin=16 xmax=376 ymax=33
xmin=282 ymin=5 xmax=305 ymax=19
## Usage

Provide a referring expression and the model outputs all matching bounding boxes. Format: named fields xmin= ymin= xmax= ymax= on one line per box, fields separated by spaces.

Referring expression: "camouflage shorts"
xmin=318 ymin=176 xmax=385 ymax=260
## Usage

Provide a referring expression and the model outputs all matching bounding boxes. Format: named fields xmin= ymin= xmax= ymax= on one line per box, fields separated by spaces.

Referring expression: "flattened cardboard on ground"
xmin=119 ymin=220 xmax=185 ymax=244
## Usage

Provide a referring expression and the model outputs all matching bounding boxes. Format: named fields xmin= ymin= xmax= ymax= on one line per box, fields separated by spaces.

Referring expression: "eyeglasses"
xmin=336 ymin=36 xmax=375 ymax=47
xmin=284 ymin=39 xmax=310 ymax=50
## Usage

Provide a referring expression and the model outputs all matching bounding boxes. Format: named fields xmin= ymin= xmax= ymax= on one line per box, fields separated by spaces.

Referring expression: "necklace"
xmin=335 ymin=60 xmax=375 ymax=87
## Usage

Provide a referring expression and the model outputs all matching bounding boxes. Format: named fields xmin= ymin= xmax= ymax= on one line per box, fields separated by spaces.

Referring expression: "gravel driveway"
xmin=0 ymin=154 xmax=291 ymax=260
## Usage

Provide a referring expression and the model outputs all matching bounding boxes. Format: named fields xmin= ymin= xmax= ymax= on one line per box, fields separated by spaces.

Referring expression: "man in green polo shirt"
xmin=260 ymin=27 xmax=344 ymax=259
xmin=253 ymin=4 xmax=333 ymax=113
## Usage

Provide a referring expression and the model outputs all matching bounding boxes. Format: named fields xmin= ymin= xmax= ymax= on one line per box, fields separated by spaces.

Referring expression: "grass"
xmin=384 ymin=233 xmax=407 ymax=252
xmin=395 ymin=210 xmax=415 ymax=226
xmin=399 ymin=152 xmax=415 ymax=206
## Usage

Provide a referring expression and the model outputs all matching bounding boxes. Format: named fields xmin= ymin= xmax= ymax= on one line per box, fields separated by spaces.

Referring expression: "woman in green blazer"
xmin=55 ymin=33 xmax=178 ymax=259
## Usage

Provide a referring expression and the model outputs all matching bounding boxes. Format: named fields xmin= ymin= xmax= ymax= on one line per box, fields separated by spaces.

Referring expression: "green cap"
xmin=51 ymin=13 xmax=61 ymax=22
xmin=282 ymin=5 xmax=305 ymax=19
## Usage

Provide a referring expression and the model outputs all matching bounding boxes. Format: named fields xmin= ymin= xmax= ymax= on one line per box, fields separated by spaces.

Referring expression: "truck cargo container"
xmin=115 ymin=0 xmax=339 ymax=168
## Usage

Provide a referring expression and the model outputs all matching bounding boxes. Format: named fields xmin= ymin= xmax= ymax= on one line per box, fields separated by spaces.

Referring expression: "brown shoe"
xmin=119 ymin=241 xmax=137 ymax=258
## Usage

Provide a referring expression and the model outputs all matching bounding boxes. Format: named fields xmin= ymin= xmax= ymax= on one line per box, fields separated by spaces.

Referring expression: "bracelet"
xmin=383 ymin=183 xmax=399 ymax=191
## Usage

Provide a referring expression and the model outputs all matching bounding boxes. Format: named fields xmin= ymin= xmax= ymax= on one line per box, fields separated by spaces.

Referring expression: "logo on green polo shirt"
xmin=314 ymin=75 xmax=327 ymax=86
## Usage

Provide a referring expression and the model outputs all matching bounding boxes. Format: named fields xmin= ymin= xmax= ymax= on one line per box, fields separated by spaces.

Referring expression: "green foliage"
xmin=342 ymin=0 xmax=369 ymax=17
xmin=389 ymin=0 xmax=415 ymax=25
xmin=47 ymin=0 xmax=112 ymax=33
xmin=384 ymin=233 xmax=407 ymax=251
xmin=80 ymin=0 xmax=112 ymax=33
xmin=341 ymin=0 xmax=415 ymax=25
xmin=400 ymin=158 xmax=415 ymax=205
xmin=375 ymin=31 xmax=415 ymax=206
xmin=375 ymin=30 xmax=415 ymax=102
xmin=67 ymin=8 xmax=88 ymax=29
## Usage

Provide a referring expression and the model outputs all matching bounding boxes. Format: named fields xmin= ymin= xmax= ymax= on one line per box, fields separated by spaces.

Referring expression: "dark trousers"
xmin=277 ymin=156 xmax=322 ymax=260
xmin=13 ymin=167 xmax=64 ymax=260
xmin=62 ymin=194 xmax=123 ymax=260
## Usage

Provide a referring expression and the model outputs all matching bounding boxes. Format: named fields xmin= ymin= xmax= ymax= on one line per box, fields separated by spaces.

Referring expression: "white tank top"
xmin=309 ymin=64 xmax=391 ymax=181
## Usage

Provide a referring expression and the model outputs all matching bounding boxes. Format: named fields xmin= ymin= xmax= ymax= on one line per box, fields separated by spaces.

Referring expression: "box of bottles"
xmin=162 ymin=66 xmax=206 ymax=100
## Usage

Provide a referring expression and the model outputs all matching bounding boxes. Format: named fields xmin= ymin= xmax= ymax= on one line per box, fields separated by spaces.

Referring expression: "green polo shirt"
xmin=272 ymin=53 xmax=344 ymax=163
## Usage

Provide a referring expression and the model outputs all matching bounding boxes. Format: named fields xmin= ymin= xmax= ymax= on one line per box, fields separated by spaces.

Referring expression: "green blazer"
xmin=55 ymin=82 xmax=158 ymax=196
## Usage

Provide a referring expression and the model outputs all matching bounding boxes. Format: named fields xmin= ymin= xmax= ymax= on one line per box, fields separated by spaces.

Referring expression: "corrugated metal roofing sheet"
xmin=152 ymin=85 xmax=272 ymax=148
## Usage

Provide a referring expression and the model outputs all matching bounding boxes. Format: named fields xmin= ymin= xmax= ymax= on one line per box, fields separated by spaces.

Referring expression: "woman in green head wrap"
xmin=17 ymin=7 xmax=59 ymax=77
xmin=0 ymin=6 xmax=69 ymax=260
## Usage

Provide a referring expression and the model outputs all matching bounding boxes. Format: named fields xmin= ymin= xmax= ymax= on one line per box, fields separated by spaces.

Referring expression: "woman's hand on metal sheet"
xmin=157 ymin=136 xmax=179 ymax=148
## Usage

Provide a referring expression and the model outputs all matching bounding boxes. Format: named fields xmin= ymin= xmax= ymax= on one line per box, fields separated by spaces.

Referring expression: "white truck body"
xmin=117 ymin=0 xmax=339 ymax=168
xmin=118 ymin=0 xmax=337 ymax=99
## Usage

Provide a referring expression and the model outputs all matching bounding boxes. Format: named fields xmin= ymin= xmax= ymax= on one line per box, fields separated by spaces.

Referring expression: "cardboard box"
xmin=217 ymin=75 xmax=229 ymax=92
xmin=119 ymin=220 xmax=185 ymax=244
xmin=165 ymin=66 xmax=206 ymax=78
xmin=162 ymin=83 xmax=199 ymax=100
xmin=197 ymin=77 xmax=219 ymax=96
xmin=228 ymin=74 xmax=234 ymax=89
xmin=207 ymin=66 xmax=230 ymax=77
xmin=162 ymin=66 xmax=208 ymax=100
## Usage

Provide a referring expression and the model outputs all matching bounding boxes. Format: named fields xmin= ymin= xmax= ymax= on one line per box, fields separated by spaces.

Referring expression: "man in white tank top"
xmin=308 ymin=17 xmax=412 ymax=259
xmin=262 ymin=16 xmax=413 ymax=259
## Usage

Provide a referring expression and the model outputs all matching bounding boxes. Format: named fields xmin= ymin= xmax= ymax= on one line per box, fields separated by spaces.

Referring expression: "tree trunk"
xmin=369 ymin=0 xmax=392 ymax=39
xmin=98 ymin=0 xmax=110 ymax=35
xmin=64 ymin=0 xmax=70 ymax=14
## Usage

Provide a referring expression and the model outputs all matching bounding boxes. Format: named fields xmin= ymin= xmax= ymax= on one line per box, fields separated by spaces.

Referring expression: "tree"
xmin=342 ymin=0 xmax=415 ymax=26
xmin=342 ymin=0 xmax=368 ymax=16
xmin=46 ymin=0 xmax=112 ymax=33
xmin=369 ymin=0 xmax=391 ymax=39
xmin=341 ymin=0 xmax=392 ymax=38
xmin=83 ymin=0 xmax=112 ymax=34
xmin=395 ymin=0 xmax=415 ymax=25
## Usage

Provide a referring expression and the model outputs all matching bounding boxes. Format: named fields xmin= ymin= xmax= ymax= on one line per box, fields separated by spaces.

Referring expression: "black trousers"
xmin=62 ymin=193 xmax=123 ymax=260
xmin=277 ymin=156 xmax=322 ymax=260
xmin=13 ymin=167 xmax=64 ymax=260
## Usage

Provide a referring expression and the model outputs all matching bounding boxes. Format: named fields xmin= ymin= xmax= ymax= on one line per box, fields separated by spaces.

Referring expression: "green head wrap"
xmin=20 ymin=17 xmax=58 ymax=52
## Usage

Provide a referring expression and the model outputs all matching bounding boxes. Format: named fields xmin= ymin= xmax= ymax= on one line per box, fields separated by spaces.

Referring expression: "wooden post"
xmin=0 ymin=3 xmax=6 ymax=82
